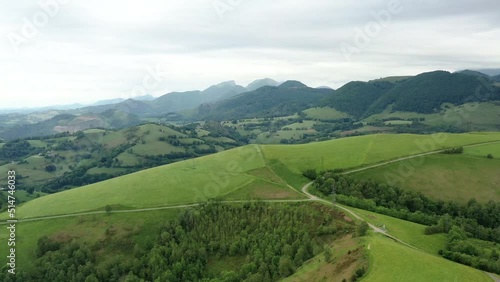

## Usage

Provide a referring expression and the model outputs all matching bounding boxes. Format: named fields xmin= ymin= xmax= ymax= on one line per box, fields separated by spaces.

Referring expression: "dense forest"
xmin=0 ymin=202 xmax=358 ymax=282
xmin=319 ymin=81 xmax=394 ymax=118
xmin=310 ymin=172 xmax=500 ymax=273
xmin=365 ymin=71 xmax=500 ymax=115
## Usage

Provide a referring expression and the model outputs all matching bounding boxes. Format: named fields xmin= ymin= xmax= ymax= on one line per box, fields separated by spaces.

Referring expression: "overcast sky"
xmin=1 ymin=0 xmax=500 ymax=108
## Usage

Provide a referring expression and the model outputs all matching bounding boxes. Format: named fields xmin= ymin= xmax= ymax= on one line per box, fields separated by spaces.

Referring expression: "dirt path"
xmin=301 ymin=182 xmax=419 ymax=250
xmin=343 ymin=139 xmax=500 ymax=175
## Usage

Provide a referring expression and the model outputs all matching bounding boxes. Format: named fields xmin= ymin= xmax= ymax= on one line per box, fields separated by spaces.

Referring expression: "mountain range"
xmin=1 ymin=70 xmax=500 ymax=140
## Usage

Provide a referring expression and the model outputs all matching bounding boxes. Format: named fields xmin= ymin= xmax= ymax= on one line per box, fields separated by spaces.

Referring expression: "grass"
xmin=464 ymin=142 xmax=500 ymax=158
xmin=86 ymin=167 xmax=128 ymax=175
xmin=384 ymin=120 xmax=413 ymax=125
xmin=350 ymin=153 xmax=500 ymax=203
xmin=132 ymin=141 xmax=185 ymax=156
xmin=303 ymin=107 xmax=350 ymax=120
xmin=363 ymin=234 xmax=491 ymax=282
xmin=222 ymin=178 xmax=305 ymax=200
xmin=364 ymin=102 xmax=500 ymax=131
xmin=261 ymin=132 xmax=500 ymax=174
xmin=7 ymin=145 xmax=268 ymax=219
xmin=2 ymin=133 xmax=500 ymax=219
xmin=347 ymin=206 xmax=446 ymax=255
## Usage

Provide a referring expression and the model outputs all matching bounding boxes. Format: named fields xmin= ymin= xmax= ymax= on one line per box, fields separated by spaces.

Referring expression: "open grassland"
xmin=350 ymin=154 xmax=500 ymax=203
xmin=465 ymin=142 xmax=500 ymax=158
xmin=7 ymin=145 xmax=270 ymax=219
xmin=132 ymin=141 xmax=185 ymax=156
xmin=303 ymin=107 xmax=350 ymax=120
xmin=363 ymin=234 xmax=491 ymax=282
xmin=348 ymin=206 xmax=446 ymax=255
xmin=261 ymin=132 xmax=500 ymax=175
xmin=364 ymin=102 xmax=500 ymax=131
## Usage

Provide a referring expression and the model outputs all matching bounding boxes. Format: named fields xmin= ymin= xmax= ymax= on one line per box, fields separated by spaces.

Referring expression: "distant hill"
xmin=246 ymin=78 xmax=279 ymax=91
xmin=201 ymin=80 xmax=333 ymax=120
xmin=320 ymin=80 xmax=395 ymax=118
xmin=74 ymin=81 xmax=247 ymax=117
xmin=0 ymin=110 xmax=140 ymax=140
xmin=134 ymin=94 xmax=155 ymax=101
xmin=91 ymin=98 xmax=126 ymax=106
xmin=473 ymin=68 xmax=500 ymax=76
xmin=366 ymin=71 xmax=500 ymax=115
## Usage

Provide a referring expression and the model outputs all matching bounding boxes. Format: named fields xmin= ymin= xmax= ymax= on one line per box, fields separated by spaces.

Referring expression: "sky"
xmin=1 ymin=0 xmax=500 ymax=108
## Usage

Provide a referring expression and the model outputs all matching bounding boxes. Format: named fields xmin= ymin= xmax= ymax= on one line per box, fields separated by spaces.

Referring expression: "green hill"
xmin=349 ymin=142 xmax=500 ymax=203
xmin=202 ymin=81 xmax=333 ymax=120
xmin=366 ymin=71 xmax=500 ymax=115
xmin=0 ymin=122 xmax=247 ymax=195
xmin=7 ymin=132 xmax=500 ymax=219
xmin=320 ymin=80 xmax=394 ymax=118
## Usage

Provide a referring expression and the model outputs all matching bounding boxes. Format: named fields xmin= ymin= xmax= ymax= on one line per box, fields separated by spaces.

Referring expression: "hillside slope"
xmin=202 ymin=81 xmax=333 ymax=120
xmin=8 ymin=132 xmax=500 ymax=219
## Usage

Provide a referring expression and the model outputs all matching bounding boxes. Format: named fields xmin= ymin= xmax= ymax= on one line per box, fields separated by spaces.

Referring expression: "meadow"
xmin=261 ymin=132 xmax=500 ymax=177
xmin=363 ymin=234 xmax=491 ymax=282
xmin=350 ymin=144 xmax=500 ymax=203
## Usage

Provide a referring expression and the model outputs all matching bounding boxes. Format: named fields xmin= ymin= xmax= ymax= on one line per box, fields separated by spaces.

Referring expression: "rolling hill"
xmin=365 ymin=71 xmax=500 ymax=115
xmin=6 ymin=132 xmax=500 ymax=219
xmin=319 ymin=80 xmax=395 ymax=118
xmin=201 ymin=81 xmax=333 ymax=120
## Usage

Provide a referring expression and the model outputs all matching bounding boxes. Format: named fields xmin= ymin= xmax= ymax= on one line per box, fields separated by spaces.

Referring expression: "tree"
xmin=302 ymin=169 xmax=317 ymax=180
xmin=45 ymin=164 xmax=57 ymax=172
xmin=324 ymin=245 xmax=333 ymax=263
xmin=357 ymin=221 xmax=369 ymax=237
xmin=105 ymin=205 xmax=112 ymax=215
xmin=26 ymin=186 xmax=35 ymax=194
xmin=278 ymin=256 xmax=294 ymax=277
xmin=486 ymin=153 xmax=494 ymax=159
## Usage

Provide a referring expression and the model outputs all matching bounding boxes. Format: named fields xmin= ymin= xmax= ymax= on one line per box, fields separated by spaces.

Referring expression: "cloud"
xmin=0 ymin=0 xmax=499 ymax=108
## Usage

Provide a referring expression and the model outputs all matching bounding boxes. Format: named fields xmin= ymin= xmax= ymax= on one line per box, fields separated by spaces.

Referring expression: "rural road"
xmin=301 ymin=181 xmax=419 ymax=250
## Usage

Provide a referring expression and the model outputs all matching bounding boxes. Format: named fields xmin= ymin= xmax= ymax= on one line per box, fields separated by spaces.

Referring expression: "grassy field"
xmin=465 ymin=142 xmax=500 ymax=158
xmin=364 ymin=102 xmax=500 ymax=131
xmin=363 ymin=234 xmax=491 ymax=282
xmin=348 ymin=206 xmax=446 ymax=255
xmin=303 ymin=107 xmax=350 ymax=120
xmin=350 ymin=153 xmax=500 ymax=203
xmin=6 ymin=145 xmax=270 ymax=219
xmin=261 ymin=132 xmax=500 ymax=176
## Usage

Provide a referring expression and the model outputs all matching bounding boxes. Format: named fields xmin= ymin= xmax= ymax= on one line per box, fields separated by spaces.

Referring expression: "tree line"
xmin=311 ymin=171 xmax=500 ymax=273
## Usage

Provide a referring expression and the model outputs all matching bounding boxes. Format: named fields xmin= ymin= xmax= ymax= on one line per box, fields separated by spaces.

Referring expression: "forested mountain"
xmin=365 ymin=71 xmax=500 ymax=115
xmin=200 ymin=81 xmax=333 ymax=120
xmin=75 ymin=81 xmax=247 ymax=117
xmin=320 ymin=81 xmax=395 ymax=118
